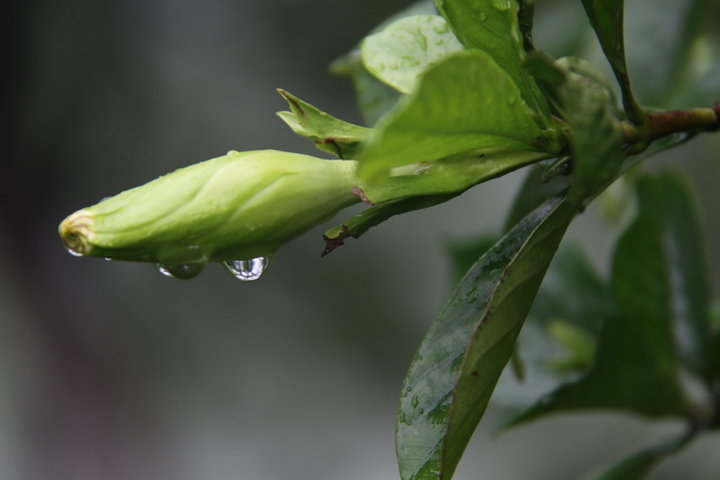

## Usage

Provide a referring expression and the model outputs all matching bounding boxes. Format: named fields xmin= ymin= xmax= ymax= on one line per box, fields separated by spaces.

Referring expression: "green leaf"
xmin=330 ymin=0 xmax=437 ymax=125
xmin=434 ymin=0 xmax=551 ymax=121
xmin=330 ymin=53 xmax=401 ymax=126
xmin=321 ymin=192 xmax=460 ymax=256
xmin=358 ymin=50 xmax=562 ymax=183
xmin=584 ymin=429 xmax=694 ymax=480
xmin=276 ymin=90 xmax=372 ymax=159
xmin=579 ymin=0 xmax=644 ymax=123
xmin=396 ymin=196 xmax=574 ymax=480
xmin=630 ymin=171 xmax=713 ymax=383
xmin=525 ymin=53 xmax=624 ymax=207
xmin=361 ymin=15 xmax=464 ymax=94
xmin=507 ymin=175 xmax=692 ymax=428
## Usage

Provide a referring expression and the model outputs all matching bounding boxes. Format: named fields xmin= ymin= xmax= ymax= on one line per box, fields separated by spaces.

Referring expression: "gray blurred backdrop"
xmin=5 ymin=1 xmax=720 ymax=479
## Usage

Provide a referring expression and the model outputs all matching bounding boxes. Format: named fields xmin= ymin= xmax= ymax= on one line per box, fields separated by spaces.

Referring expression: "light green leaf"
xmin=361 ymin=15 xmax=464 ymax=94
xmin=331 ymin=50 xmax=403 ymax=126
xmin=507 ymin=174 xmax=692 ymax=428
xmin=330 ymin=0 xmax=437 ymax=125
xmin=580 ymin=0 xmax=644 ymax=123
xmin=584 ymin=429 xmax=694 ymax=480
xmin=358 ymin=50 xmax=562 ymax=183
xmin=396 ymin=196 xmax=574 ymax=480
xmin=276 ymin=90 xmax=371 ymax=159
xmin=434 ymin=0 xmax=551 ymax=121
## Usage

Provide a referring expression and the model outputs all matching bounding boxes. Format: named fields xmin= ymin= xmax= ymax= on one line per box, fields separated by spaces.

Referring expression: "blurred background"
xmin=4 ymin=0 xmax=720 ymax=479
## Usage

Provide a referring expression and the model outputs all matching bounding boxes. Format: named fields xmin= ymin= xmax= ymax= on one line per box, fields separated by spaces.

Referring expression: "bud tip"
xmin=59 ymin=210 xmax=94 ymax=257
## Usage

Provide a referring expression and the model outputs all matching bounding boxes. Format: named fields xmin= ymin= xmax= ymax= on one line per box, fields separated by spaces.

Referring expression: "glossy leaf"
xmin=434 ymin=0 xmax=551 ymax=121
xmin=396 ymin=196 xmax=574 ymax=480
xmin=580 ymin=0 xmax=644 ymax=123
xmin=507 ymin=175 xmax=692 ymax=428
xmin=361 ymin=15 xmax=463 ymax=94
xmin=276 ymin=90 xmax=371 ymax=158
xmin=358 ymin=50 xmax=562 ymax=182
xmin=585 ymin=429 xmax=694 ymax=480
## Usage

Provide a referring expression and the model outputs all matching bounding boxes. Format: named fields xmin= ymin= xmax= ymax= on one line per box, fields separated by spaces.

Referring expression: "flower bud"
xmin=59 ymin=150 xmax=361 ymax=278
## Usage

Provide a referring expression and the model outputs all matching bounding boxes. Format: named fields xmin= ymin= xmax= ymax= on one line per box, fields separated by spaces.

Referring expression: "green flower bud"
xmin=59 ymin=150 xmax=361 ymax=279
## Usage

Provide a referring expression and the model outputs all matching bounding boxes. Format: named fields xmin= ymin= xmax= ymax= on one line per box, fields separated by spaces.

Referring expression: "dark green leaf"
xmin=276 ymin=90 xmax=371 ymax=159
xmin=361 ymin=15 xmax=463 ymax=94
xmin=396 ymin=196 xmax=574 ymax=480
xmin=579 ymin=0 xmax=644 ymax=123
xmin=631 ymin=171 xmax=713 ymax=382
xmin=585 ymin=429 xmax=694 ymax=480
xmin=507 ymin=175 xmax=693 ymax=427
xmin=358 ymin=50 xmax=563 ymax=184
xmin=434 ymin=0 xmax=551 ymax=121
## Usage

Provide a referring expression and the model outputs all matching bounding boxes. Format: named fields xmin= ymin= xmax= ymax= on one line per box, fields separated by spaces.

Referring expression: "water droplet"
xmin=411 ymin=396 xmax=420 ymax=408
xmin=419 ymin=408 xmax=425 ymax=414
xmin=406 ymin=386 xmax=412 ymax=393
xmin=478 ymin=11 xmax=487 ymax=21
xmin=155 ymin=262 xmax=205 ymax=280
xmin=223 ymin=257 xmax=268 ymax=282
xmin=507 ymin=95 xmax=518 ymax=106
xmin=65 ymin=247 xmax=83 ymax=257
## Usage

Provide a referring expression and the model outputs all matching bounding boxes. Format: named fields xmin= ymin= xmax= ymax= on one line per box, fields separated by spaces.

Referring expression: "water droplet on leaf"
xmin=65 ymin=247 xmax=83 ymax=257
xmin=223 ymin=257 xmax=268 ymax=282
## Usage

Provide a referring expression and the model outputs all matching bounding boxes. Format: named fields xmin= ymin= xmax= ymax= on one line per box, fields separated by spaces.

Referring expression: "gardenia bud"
xmin=59 ymin=150 xmax=361 ymax=278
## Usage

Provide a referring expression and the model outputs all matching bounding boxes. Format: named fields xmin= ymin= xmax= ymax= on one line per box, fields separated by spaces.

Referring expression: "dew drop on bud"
xmin=223 ymin=257 xmax=268 ymax=282
xmin=155 ymin=262 xmax=205 ymax=280
xmin=65 ymin=247 xmax=84 ymax=258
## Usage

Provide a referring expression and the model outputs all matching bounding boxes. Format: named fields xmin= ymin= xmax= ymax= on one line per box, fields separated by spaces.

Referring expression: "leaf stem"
xmin=620 ymin=103 xmax=720 ymax=150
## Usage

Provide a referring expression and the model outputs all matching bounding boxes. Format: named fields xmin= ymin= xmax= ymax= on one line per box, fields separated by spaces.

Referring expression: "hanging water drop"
xmin=65 ymin=247 xmax=84 ymax=257
xmin=223 ymin=257 xmax=268 ymax=282
xmin=155 ymin=262 xmax=205 ymax=280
